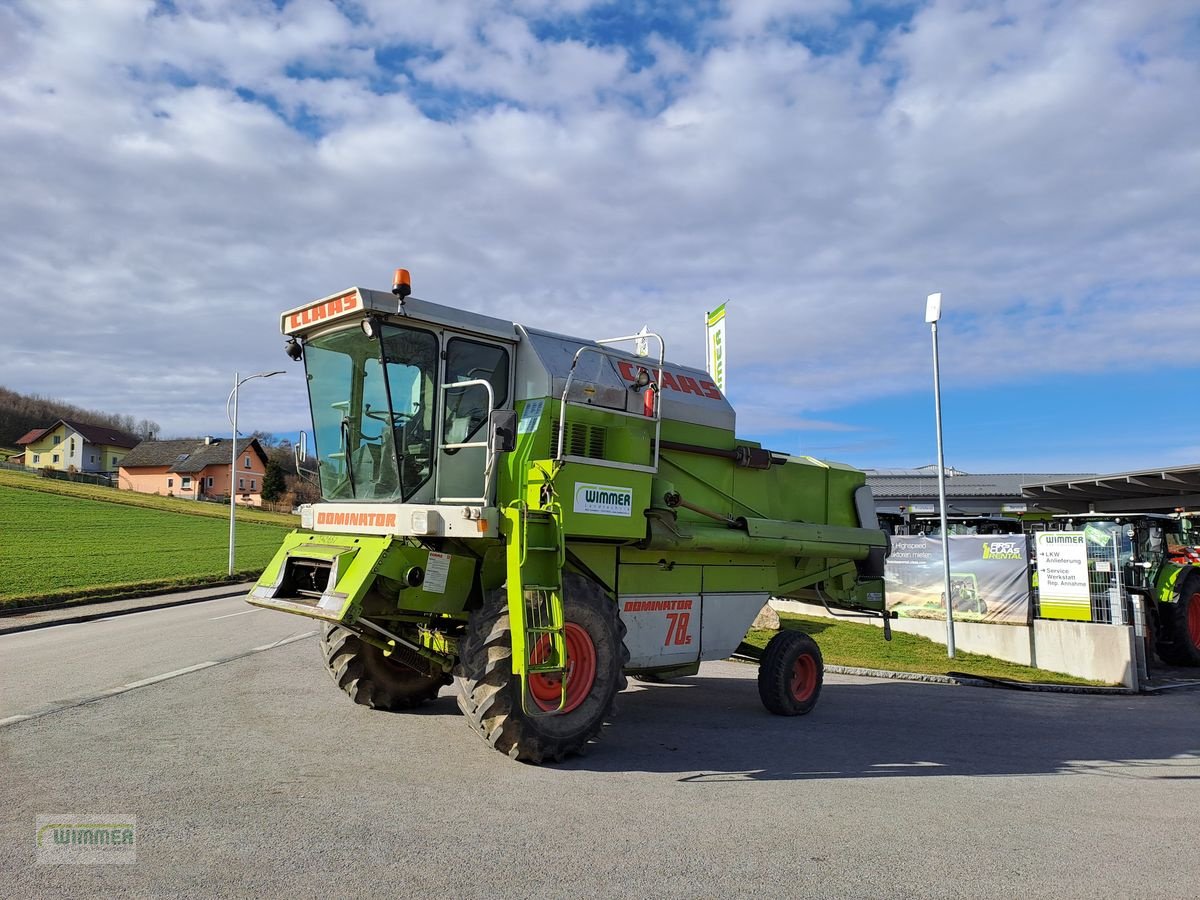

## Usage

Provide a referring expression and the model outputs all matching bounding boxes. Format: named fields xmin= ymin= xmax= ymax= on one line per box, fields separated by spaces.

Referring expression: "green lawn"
xmin=743 ymin=612 xmax=1110 ymax=687
xmin=0 ymin=482 xmax=293 ymax=607
xmin=0 ymin=468 xmax=298 ymax=527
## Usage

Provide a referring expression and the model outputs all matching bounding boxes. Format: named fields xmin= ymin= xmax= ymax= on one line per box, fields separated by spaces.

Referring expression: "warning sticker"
xmin=425 ymin=551 xmax=451 ymax=594
xmin=518 ymin=399 xmax=545 ymax=435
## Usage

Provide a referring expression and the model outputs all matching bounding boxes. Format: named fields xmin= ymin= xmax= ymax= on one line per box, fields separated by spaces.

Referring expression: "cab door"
xmin=434 ymin=334 xmax=513 ymax=504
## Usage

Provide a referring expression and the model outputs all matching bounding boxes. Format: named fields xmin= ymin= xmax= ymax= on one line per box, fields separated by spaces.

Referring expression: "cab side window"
xmin=443 ymin=339 xmax=509 ymax=449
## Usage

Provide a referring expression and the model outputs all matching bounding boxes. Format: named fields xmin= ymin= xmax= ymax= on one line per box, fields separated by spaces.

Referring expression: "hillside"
xmin=0 ymin=384 xmax=159 ymax=448
xmin=0 ymin=469 xmax=295 ymax=607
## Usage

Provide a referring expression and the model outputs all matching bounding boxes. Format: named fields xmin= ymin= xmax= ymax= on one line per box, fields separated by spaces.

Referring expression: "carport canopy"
xmin=1023 ymin=464 xmax=1200 ymax=514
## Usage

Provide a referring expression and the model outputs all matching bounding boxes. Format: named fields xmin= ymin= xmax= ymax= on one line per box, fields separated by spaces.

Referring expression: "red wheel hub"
xmin=1188 ymin=592 xmax=1200 ymax=650
xmin=528 ymin=623 xmax=598 ymax=714
xmin=789 ymin=653 xmax=817 ymax=703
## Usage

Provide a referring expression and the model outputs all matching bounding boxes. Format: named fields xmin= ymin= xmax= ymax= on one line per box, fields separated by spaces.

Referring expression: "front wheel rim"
xmin=528 ymin=623 xmax=598 ymax=714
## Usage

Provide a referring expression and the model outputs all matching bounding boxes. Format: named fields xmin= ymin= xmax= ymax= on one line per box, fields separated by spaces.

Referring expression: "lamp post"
xmin=926 ymin=292 xmax=956 ymax=659
xmin=227 ymin=370 xmax=284 ymax=576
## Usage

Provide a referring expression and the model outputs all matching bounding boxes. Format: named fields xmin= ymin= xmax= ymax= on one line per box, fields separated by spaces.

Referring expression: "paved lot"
xmin=1 ymin=598 xmax=1198 ymax=899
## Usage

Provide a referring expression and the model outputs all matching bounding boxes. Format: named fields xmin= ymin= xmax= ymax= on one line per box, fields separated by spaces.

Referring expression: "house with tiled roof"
xmin=118 ymin=436 xmax=269 ymax=506
xmin=16 ymin=419 xmax=140 ymax=474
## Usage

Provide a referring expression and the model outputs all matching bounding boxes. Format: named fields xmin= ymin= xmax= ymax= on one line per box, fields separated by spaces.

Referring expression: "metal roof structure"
xmin=866 ymin=467 xmax=1091 ymax=518
xmin=1022 ymin=465 xmax=1200 ymax=513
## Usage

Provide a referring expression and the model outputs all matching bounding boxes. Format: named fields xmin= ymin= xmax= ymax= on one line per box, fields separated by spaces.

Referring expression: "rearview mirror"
xmin=488 ymin=409 xmax=517 ymax=454
xmin=295 ymin=431 xmax=308 ymax=467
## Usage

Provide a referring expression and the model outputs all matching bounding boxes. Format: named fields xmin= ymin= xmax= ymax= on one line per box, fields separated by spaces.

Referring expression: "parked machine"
xmin=1116 ymin=515 xmax=1200 ymax=666
xmin=1048 ymin=514 xmax=1200 ymax=666
xmin=248 ymin=270 xmax=891 ymax=761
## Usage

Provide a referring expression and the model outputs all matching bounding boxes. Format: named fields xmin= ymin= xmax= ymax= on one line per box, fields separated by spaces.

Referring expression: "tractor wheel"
xmin=455 ymin=574 xmax=629 ymax=763
xmin=757 ymin=630 xmax=824 ymax=716
xmin=320 ymin=624 xmax=450 ymax=710
xmin=1156 ymin=582 xmax=1200 ymax=667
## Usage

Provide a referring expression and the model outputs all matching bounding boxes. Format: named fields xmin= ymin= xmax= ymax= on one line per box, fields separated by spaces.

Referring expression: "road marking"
xmin=211 ymin=609 xmax=258 ymax=620
xmin=113 ymin=661 xmax=220 ymax=692
xmin=0 ymin=630 xmax=317 ymax=729
xmin=871 ymin=761 xmax=946 ymax=768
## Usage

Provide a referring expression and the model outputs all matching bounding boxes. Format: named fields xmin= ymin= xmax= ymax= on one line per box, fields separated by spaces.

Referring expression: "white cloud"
xmin=0 ymin=0 xmax=1196 ymax=468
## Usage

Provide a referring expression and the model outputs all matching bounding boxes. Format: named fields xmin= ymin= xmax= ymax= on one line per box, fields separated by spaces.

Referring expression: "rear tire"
xmin=1156 ymin=580 xmax=1200 ymax=667
xmin=758 ymin=630 xmax=824 ymax=716
xmin=455 ymin=574 xmax=629 ymax=763
xmin=320 ymin=624 xmax=450 ymax=710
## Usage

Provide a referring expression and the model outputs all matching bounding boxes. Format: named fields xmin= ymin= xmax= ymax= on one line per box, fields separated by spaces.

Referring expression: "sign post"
xmin=926 ymin=292 xmax=955 ymax=658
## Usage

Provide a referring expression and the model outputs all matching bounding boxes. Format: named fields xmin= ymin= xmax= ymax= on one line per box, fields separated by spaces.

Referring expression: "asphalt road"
xmin=0 ymin=596 xmax=316 ymax=724
xmin=1 ymin=597 xmax=1198 ymax=899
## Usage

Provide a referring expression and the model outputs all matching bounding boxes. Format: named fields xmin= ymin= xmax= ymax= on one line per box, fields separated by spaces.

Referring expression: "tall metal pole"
xmin=226 ymin=370 xmax=284 ymax=577
xmin=930 ymin=318 xmax=956 ymax=658
xmin=229 ymin=371 xmax=239 ymax=576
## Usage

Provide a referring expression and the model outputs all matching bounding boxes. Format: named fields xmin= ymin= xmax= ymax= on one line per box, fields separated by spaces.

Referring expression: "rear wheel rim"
xmin=1188 ymin=592 xmax=1200 ymax=649
xmin=789 ymin=653 xmax=817 ymax=703
xmin=529 ymin=623 xmax=598 ymax=714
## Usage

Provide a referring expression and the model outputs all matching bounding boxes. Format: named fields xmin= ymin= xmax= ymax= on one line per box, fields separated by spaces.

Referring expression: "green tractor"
xmin=1052 ymin=514 xmax=1200 ymax=666
xmin=1117 ymin=516 xmax=1200 ymax=666
xmin=248 ymin=270 xmax=891 ymax=762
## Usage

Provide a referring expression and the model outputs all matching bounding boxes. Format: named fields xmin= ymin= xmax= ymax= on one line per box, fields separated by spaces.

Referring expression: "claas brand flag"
xmin=705 ymin=303 xmax=727 ymax=394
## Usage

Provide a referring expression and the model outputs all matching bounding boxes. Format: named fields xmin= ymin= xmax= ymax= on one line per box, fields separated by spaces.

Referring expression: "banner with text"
xmin=705 ymin=303 xmax=727 ymax=394
xmin=884 ymin=535 xmax=1031 ymax=625
xmin=1034 ymin=531 xmax=1091 ymax=621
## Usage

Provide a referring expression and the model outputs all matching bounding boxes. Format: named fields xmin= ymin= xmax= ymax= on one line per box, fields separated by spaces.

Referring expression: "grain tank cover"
xmin=517 ymin=325 xmax=735 ymax=431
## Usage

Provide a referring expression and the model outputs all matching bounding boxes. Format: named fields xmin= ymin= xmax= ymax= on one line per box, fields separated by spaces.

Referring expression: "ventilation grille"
xmin=550 ymin=419 xmax=607 ymax=460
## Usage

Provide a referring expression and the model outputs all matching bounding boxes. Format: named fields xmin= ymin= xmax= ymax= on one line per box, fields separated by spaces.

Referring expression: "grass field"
xmin=0 ymin=480 xmax=294 ymax=607
xmin=743 ymin=612 xmax=1109 ymax=686
xmin=0 ymin=468 xmax=298 ymax=527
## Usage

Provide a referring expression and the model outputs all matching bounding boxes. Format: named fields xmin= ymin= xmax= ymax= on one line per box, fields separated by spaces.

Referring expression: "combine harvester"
xmin=249 ymin=269 xmax=892 ymax=762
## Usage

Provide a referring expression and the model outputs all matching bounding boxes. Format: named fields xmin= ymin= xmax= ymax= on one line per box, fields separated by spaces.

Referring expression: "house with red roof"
xmin=16 ymin=420 xmax=140 ymax=475
xmin=117 ymin=436 xmax=269 ymax=506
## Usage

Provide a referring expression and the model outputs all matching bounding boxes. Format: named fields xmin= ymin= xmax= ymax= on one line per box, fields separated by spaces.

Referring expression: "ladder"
xmin=503 ymin=494 xmax=568 ymax=716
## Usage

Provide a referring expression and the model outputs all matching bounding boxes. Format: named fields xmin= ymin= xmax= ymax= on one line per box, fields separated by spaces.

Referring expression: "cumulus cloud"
xmin=0 ymin=0 xmax=1196 ymax=468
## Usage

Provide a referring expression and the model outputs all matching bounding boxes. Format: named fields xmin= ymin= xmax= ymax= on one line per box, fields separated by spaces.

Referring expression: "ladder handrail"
xmin=434 ymin=378 xmax=497 ymax=505
xmin=555 ymin=333 xmax=665 ymax=472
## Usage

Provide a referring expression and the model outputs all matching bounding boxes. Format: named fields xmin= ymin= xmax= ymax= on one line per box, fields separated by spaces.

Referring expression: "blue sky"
xmin=1 ymin=0 xmax=1197 ymax=476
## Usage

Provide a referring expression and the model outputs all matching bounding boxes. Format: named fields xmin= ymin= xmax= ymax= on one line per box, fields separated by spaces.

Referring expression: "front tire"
xmin=320 ymin=624 xmax=450 ymax=710
xmin=758 ymin=630 xmax=824 ymax=716
xmin=455 ymin=574 xmax=629 ymax=763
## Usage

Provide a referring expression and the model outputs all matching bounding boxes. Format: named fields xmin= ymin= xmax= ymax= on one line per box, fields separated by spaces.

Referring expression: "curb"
xmin=824 ymin=664 xmax=1135 ymax=695
xmin=0 ymin=584 xmax=255 ymax=636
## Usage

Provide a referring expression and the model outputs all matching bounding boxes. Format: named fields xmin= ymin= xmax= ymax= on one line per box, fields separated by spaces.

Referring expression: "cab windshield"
xmin=304 ymin=324 xmax=439 ymax=502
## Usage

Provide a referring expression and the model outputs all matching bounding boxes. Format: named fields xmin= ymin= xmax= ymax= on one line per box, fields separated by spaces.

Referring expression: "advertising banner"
xmin=705 ymin=303 xmax=727 ymax=394
xmin=1034 ymin=532 xmax=1091 ymax=621
xmin=884 ymin=535 xmax=1031 ymax=625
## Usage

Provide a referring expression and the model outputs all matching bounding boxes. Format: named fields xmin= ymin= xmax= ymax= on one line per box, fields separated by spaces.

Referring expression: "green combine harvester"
xmin=249 ymin=269 xmax=892 ymax=762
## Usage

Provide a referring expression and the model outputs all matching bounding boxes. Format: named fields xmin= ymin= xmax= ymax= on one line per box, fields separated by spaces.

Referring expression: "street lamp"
xmin=227 ymin=370 xmax=285 ymax=576
xmin=926 ymin=292 xmax=956 ymax=659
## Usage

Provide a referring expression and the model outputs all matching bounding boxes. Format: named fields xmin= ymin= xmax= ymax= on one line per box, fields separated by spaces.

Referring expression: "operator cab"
xmin=281 ymin=282 xmax=518 ymax=537
xmin=302 ymin=322 xmax=510 ymax=504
